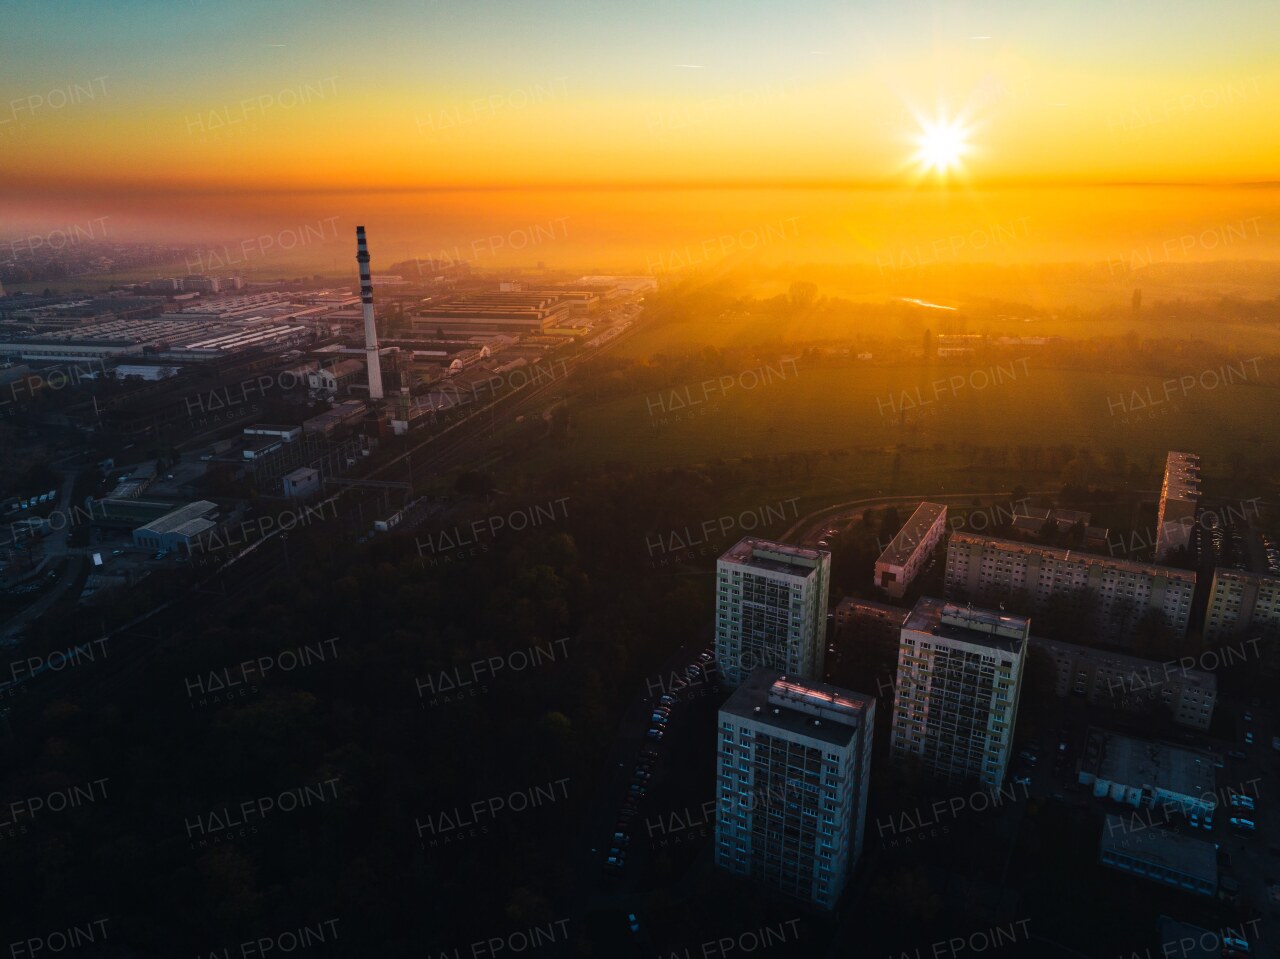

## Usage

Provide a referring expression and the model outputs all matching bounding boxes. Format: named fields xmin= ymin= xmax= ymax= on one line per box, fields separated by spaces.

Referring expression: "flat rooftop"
xmin=1100 ymin=815 xmax=1217 ymax=883
xmin=1211 ymin=568 xmax=1280 ymax=590
xmin=303 ymin=400 xmax=366 ymax=428
xmin=137 ymin=500 xmax=218 ymax=536
xmin=719 ymin=537 xmax=826 ymax=578
xmin=1155 ymin=919 xmax=1221 ymax=959
xmin=1163 ymin=451 xmax=1202 ymax=502
xmin=904 ymin=597 xmax=1029 ymax=653
xmin=721 ymin=668 xmax=873 ymax=748
xmin=948 ymin=532 xmax=1197 ymax=583
xmin=877 ymin=501 xmax=946 ymax=567
xmin=1083 ymin=729 xmax=1216 ymax=798
xmin=836 ymin=596 xmax=908 ymax=619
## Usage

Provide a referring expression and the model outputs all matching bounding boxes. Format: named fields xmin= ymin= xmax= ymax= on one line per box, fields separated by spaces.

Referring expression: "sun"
xmin=913 ymin=116 xmax=971 ymax=175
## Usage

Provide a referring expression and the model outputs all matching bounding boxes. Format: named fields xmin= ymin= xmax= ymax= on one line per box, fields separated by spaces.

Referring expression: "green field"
xmin=516 ymin=363 xmax=1280 ymax=481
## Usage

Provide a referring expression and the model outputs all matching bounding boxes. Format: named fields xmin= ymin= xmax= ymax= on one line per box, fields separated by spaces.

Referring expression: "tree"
xmin=788 ymin=281 xmax=817 ymax=309
xmin=454 ymin=470 xmax=494 ymax=497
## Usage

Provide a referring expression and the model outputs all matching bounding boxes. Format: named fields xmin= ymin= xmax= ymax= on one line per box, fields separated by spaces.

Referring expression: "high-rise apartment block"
xmin=1203 ymin=568 xmax=1280 ymax=643
xmin=890 ymin=598 xmax=1029 ymax=788
xmin=715 ymin=538 xmax=830 ymax=687
xmin=944 ymin=533 xmax=1196 ymax=645
xmin=716 ymin=669 xmax=875 ymax=910
xmin=1155 ymin=452 xmax=1201 ymax=561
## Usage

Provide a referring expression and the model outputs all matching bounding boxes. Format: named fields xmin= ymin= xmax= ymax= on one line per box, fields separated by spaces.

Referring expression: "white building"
xmin=890 ymin=598 xmax=1029 ymax=788
xmin=244 ymin=424 xmax=302 ymax=443
xmin=182 ymin=275 xmax=221 ymax=294
xmin=944 ymin=533 xmax=1197 ymax=645
xmin=716 ymin=669 xmax=875 ymax=910
xmin=132 ymin=500 xmax=220 ymax=555
xmin=1155 ymin=451 xmax=1201 ymax=561
xmin=874 ymin=501 xmax=947 ymax=598
xmin=308 ymin=359 xmax=365 ymax=396
xmin=282 ymin=467 xmax=320 ymax=499
xmin=715 ymin=538 xmax=830 ymax=687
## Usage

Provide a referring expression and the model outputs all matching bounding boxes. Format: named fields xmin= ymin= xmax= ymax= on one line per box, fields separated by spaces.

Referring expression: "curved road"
xmin=784 ymin=488 xmax=1059 ymax=548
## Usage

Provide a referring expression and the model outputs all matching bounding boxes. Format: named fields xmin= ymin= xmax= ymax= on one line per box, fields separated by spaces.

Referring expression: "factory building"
xmin=132 ymin=500 xmax=221 ymax=555
xmin=282 ymin=467 xmax=321 ymax=499
xmin=308 ymin=359 xmax=366 ymax=397
xmin=302 ymin=400 xmax=366 ymax=436
xmin=412 ymin=292 xmax=574 ymax=337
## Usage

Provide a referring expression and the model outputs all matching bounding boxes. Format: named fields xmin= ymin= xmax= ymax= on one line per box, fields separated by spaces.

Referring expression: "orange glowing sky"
xmin=3 ymin=0 xmax=1278 ymax=266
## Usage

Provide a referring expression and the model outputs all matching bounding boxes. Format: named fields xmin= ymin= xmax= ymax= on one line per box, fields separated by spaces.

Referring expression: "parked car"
xmin=1013 ymin=775 xmax=1032 ymax=787
xmin=1189 ymin=812 xmax=1201 ymax=829
xmin=1245 ymin=731 xmax=1255 ymax=745
xmin=646 ymin=728 xmax=664 ymax=740
xmin=1230 ymin=817 xmax=1256 ymax=832
xmin=1230 ymin=794 xmax=1256 ymax=810
xmin=1221 ymin=933 xmax=1251 ymax=955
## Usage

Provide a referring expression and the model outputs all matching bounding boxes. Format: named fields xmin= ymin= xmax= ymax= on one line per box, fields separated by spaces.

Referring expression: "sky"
xmin=2 ymin=0 xmax=1278 ymax=269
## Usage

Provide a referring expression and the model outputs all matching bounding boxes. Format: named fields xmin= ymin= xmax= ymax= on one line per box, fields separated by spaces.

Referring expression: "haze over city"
xmin=2 ymin=1 xmax=1279 ymax=956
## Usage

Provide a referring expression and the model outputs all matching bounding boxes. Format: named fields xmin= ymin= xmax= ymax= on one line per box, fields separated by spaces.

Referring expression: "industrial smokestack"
xmin=355 ymin=225 xmax=384 ymax=401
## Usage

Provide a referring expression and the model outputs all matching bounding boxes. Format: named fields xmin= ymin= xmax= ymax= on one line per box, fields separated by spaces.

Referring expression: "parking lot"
xmin=599 ymin=648 xmax=720 ymax=884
